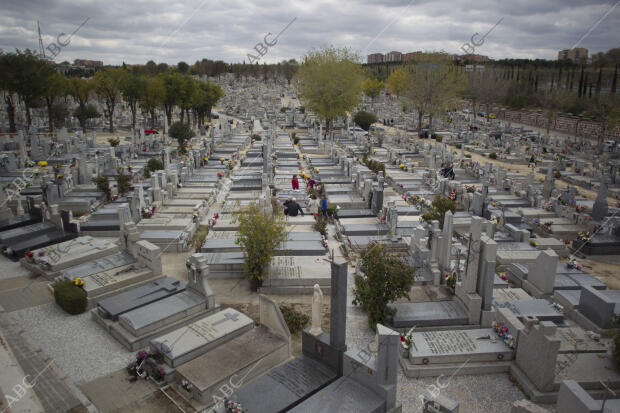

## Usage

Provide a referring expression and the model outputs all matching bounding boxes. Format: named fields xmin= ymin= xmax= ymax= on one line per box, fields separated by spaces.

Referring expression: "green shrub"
xmin=191 ymin=225 xmax=209 ymax=250
xmin=251 ymin=133 xmax=261 ymax=141
xmin=53 ymin=280 xmax=87 ymax=315
xmin=93 ymin=176 xmax=111 ymax=200
xmin=363 ymin=157 xmax=385 ymax=174
xmin=455 ymin=144 xmax=462 ymax=149
xmin=353 ymin=243 xmax=416 ymax=330
xmin=353 ymin=111 xmax=378 ymax=131
xmin=554 ymin=171 xmax=561 ymax=179
xmin=292 ymin=132 xmax=299 ymax=145
xmin=146 ymin=158 xmax=163 ymax=172
xmin=234 ymin=203 xmax=288 ymax=290
xmin=435 ymin=135 xmax=443 ymax=142
xmin=489 ymin=153 xmax=498 ymax=159
xmin=465 ymin=154 xmax=472 ymax=158
xmin=313 ymin=214 xmax=328 ymax=237
xmin=279 ymin=304 xmax=310 ymax=334
xmin=326 ymin=202 xmax=338 ymax=217
xmin=421 ymin=196 xmax=457 ymax=229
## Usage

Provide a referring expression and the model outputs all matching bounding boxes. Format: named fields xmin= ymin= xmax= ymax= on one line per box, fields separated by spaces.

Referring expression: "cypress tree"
xmin=595 ymin=67 xmax=602 ymax=96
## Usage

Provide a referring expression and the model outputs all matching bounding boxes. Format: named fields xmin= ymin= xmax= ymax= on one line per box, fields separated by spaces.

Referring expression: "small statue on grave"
xmin=309 ymin=283 xmax=323 ymax=336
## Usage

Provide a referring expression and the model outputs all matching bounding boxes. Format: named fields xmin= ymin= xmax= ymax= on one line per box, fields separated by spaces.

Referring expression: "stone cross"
xmin=212 ymin=312 xmax=239 ymax=326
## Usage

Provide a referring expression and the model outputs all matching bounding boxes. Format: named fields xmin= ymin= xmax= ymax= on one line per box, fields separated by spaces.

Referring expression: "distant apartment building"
xmin=403 ymin=51 xmax=423 ymax=61
xmin=384 ymin=51 xmax=403 ymax=62
xmin=367 ymin=53 xmax=384 ymax=64
xmin=74 ymin=59 xmax=104 ymax=67
xmin=557 ymin=48 xmax=588 ymax=64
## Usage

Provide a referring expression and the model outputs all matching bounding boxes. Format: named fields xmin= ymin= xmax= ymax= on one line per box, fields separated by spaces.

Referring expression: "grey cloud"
xmin=0 ymin=0 xmax=617 ymax=65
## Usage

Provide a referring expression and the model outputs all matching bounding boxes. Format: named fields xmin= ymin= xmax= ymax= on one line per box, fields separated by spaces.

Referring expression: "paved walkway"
xmin=0 ymin=312 xmax=83 ymax=412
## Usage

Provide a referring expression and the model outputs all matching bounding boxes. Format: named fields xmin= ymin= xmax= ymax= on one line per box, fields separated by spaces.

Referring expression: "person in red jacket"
xmin=291 ymin=174 xmax=299 ymax=190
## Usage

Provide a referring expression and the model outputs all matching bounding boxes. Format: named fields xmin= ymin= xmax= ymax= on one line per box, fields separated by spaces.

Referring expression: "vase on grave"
xmin=399 ymin=342 xmax=409 ymax=359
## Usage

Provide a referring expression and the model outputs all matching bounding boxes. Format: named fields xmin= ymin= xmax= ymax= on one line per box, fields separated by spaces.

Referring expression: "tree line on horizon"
xmin=0 ymin=50 xmax=225 ymax=134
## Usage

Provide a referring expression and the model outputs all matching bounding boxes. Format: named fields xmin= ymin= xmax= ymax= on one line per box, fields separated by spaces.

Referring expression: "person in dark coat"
xmin=287 ymin=198 xmax=304 ymax=217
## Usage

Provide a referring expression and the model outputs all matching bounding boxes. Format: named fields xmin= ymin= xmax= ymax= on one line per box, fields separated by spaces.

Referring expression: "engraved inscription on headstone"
xmin=421 ymin=331 xmax=477 ymax=354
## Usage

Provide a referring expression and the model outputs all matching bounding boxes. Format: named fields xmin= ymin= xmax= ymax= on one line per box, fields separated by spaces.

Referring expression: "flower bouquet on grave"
xmin=225 ymin=400 xmax=246 ymax=413
xmin=566 ymin=260 xmax=584 ymax=271
xmin=400 ymin=326 xmax=416 ymax=358
xmin=25 ymin=250 xmax=34 ymax=261
xmin=217 ymin=172 xmax=224 ymax=178
xmin=220 ymin=157 xmax=226 ymax=165
xmin=576 ymin=232 xmax=592 ymax=244
xmin=445 ymin=273 xmax=456 ymax=292
xmin=542 ymin=221 xmax=553 ymax=232
xmin=181 ymin=379 xmax=192 ymax=392
xmin=499 ymin=272 xmax=508 ymax=281
xmin=150 ymin=365 xmax=166 ymax=383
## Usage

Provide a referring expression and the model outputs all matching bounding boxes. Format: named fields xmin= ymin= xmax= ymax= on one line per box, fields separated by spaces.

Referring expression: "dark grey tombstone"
xmin=330 ymin=260 xmax=348 ymax=373
xmin=579 ymin=286 xmax=617 ymax=328
xmin=371 ymin=187 xmax=384 ymax=215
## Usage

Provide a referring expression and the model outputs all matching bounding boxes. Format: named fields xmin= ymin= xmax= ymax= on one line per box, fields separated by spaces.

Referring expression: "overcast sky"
xmin=1 ymin=0 xmax=618 ymax=65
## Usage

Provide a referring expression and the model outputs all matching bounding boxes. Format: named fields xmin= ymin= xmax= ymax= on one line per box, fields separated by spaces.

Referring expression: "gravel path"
xmin=10 ymin=302 xmax=135 ymax=385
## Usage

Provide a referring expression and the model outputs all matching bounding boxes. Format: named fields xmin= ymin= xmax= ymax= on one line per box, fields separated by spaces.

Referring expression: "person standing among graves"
xmin=307 ymin=195 xmax=319 ymax=216
xmin=320 ymin=195 xmax=328 ymax=217
xmin=291 ymin=174 xmax=299 ymax=190
xmin=287 ymin=197 xmax=304 ymax=217
xmin=529 ymin=155 xmax=536 ymax=168
xmin=307 ymin=178 xmax=317 ymax=192
xmin=270 ymin=190 xmax=280 ymax=216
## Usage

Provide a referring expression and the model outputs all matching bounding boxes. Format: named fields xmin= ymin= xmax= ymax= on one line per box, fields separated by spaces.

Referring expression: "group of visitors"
xmin=268 ymin=173 xmax=331 ymax=217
